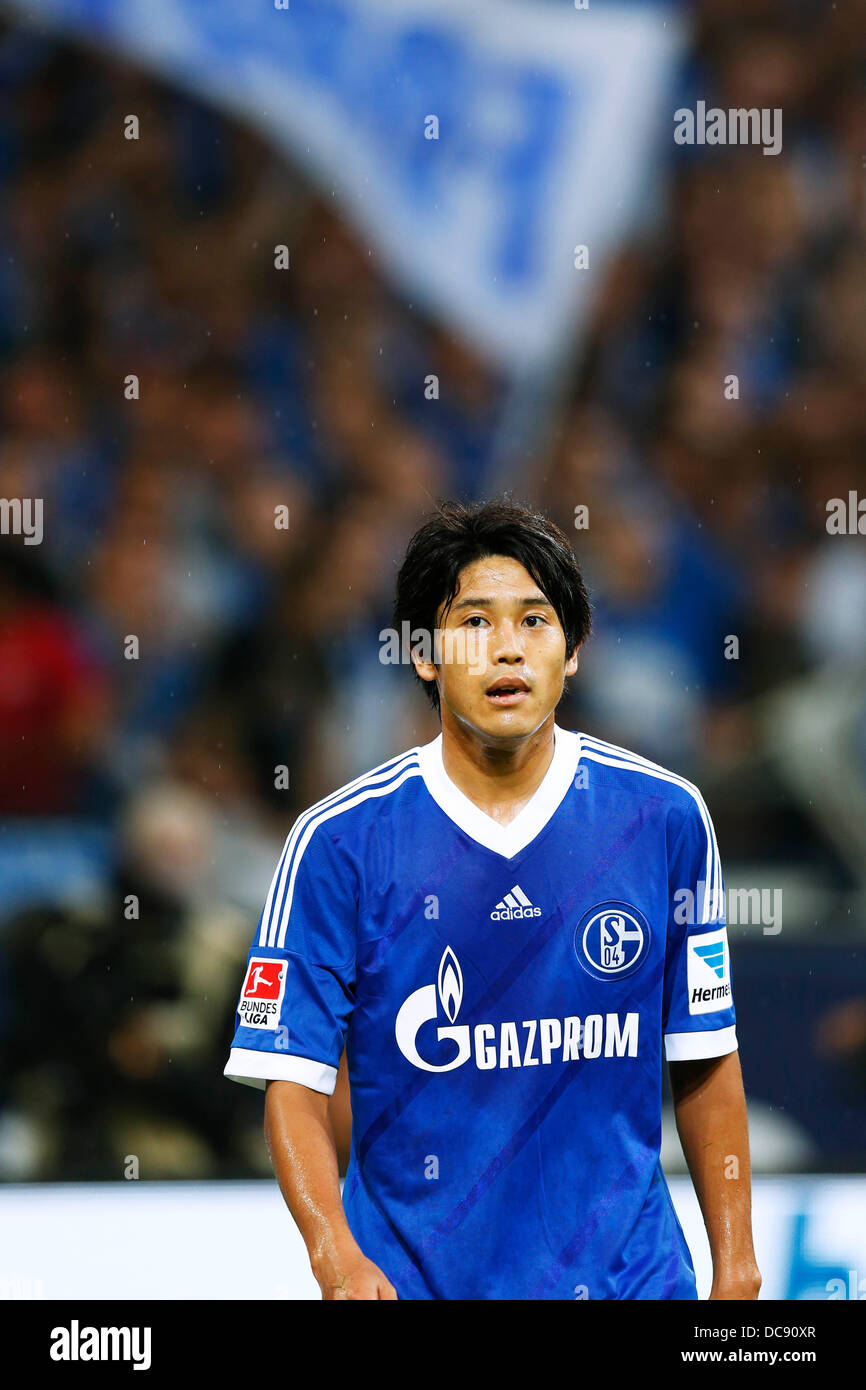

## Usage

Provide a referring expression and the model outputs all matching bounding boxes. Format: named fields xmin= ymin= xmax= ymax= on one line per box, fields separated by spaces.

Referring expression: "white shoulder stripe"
xmin=259 ymin=750 xmax=420 ymax=948
xmin=294 ymin=747 xmax=422 ymax=824
xmin=580 ymin=739 xmax=722 ymax=921
xmin=581 ymin=733 xmax=704 ymax=796
xmin=272 ymin=765 xmax=422 ymax=949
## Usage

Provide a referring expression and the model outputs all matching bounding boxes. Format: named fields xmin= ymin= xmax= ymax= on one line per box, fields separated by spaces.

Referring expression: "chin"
xmin=469 ymin=705 xmax=546 ymax=742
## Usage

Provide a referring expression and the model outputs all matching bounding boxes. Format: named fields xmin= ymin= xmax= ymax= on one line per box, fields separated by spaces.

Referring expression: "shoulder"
xmin=577 ymin=729 xmax=712 ymax=831
xmin=287 ymin=744 xmax=426 ymax=854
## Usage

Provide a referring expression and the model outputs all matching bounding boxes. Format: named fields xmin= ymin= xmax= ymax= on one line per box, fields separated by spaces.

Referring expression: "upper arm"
xmin=662 ymin=792 xmax=738 ymax=1063
xmin=265 ymin=1058 xmax=352 ymax=1175
xmin=265 ymin=1077 xmax=330 ymax=1120
xmin=668 ymin=1049 xmax=739 ymax=1103
xmin=225 ymin=820 xmax=359 ymax=1096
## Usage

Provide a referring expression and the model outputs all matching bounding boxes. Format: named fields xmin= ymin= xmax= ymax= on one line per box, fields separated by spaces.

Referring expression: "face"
xmin=414 ymin=555 xmax=579 ymax=743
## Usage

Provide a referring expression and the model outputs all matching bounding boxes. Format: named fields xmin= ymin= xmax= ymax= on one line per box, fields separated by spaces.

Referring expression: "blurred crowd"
xmin=0 ymin=0 xmax=864 ymax=1181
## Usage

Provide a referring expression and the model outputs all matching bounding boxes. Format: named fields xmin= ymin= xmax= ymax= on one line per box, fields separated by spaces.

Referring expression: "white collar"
xmin=416 ymin=723 xmax=582 ymax=859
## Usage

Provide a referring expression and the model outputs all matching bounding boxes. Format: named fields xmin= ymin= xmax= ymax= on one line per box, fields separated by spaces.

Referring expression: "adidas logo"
xmin=491 ymin=884 xmax=542 ymax=921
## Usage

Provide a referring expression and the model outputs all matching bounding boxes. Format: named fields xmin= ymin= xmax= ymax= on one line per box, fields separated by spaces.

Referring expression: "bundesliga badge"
xmin=238 ymin=957 xmax=287 ymax=1029
xmin=574 ymin=901 xmax=651 ymax=982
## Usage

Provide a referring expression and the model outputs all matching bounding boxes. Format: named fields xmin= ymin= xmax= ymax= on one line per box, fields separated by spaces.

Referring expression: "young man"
xmin=224 ymin=499 xmax=761 ymax=1301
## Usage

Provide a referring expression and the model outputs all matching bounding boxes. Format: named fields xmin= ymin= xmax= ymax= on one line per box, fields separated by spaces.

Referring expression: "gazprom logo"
xmin=395 ymin=946 xmax=639 ymax=1073
xmin=437 ymin=946 xmax=463 ymax=1023
xmin=395 ymin=946 xmax=471 ymax=1073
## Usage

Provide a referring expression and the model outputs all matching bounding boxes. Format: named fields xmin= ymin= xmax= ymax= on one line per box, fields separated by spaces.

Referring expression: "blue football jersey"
xmin=225 ymin=724 xmax=737 ymax=1300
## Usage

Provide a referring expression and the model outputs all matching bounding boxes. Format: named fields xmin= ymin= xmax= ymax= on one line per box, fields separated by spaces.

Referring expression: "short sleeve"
xmin=223 ymin=816 xmax=358 ymax=1095
xmin=662 ymin=792 xmax=737 ymax=1062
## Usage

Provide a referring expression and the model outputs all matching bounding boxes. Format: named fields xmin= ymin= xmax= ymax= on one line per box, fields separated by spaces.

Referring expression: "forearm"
xmin=264 ymin=1079 xmax=360 ymax=1279
xmin=669 ymin=1050 xmax=761 ymax=1298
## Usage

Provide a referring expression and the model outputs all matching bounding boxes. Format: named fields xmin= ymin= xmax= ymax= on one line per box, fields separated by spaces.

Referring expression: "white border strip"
xmin=664 ymin=1025 xmax=738 ymax=1062
xmin=416 ymin=725 xmax=582 ymax=859
xmin=223 ymin=1048 xmax=338 ymax=1095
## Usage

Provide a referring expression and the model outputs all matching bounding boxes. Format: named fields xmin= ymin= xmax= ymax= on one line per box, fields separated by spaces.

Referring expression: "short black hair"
xmin=392 ymin=498 xmax=592 ymax=713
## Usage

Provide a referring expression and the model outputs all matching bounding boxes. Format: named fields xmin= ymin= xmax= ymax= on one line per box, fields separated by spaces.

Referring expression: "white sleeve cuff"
xmin=664 ymin=1025 xmax=738 ymax=1062
xmin=224 ymin=1047 xmax=338 ymax=1095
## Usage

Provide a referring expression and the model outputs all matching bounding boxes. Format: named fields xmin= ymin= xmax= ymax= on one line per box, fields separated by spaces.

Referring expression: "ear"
xmin=565 ymin=644 xmax=580 ymax=678
xmin=412 ymin=650 xmax=439 ymax=686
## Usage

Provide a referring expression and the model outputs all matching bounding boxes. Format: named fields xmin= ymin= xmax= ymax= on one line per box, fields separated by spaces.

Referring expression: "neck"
xmin=439 ymin=711 xmax=557 ymax=826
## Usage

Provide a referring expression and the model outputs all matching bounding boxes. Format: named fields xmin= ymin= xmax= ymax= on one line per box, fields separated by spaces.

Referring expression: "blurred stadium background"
xmin=0 ymin=0 xmax=864 ymax=1299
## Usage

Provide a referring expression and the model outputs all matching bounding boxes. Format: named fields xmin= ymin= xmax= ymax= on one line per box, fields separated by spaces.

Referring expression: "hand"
xmin=313 ymin=1247 xmax=398 ymax=1300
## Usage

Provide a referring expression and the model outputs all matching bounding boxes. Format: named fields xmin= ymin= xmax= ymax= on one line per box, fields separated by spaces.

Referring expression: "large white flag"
xmin=5 ymin=0 xmax=682 ymax=371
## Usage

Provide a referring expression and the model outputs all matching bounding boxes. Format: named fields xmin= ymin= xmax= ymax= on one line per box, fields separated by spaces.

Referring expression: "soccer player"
xmin=224 ymin=499 xmax=761 ymax=1301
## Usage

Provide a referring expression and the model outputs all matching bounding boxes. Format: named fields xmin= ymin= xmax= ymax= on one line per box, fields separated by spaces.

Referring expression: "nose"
xmin=489 ymin=618 xmax=525 ymax=664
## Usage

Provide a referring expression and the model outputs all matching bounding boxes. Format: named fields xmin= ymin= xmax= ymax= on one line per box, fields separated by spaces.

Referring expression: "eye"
xmin=524 ymin=614 xmax=548 ymax=627
xmin=463 ymin=615 xmax=489 ymax=627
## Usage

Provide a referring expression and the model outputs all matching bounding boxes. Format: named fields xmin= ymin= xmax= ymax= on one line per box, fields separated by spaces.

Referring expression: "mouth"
xmin=485 ymin=678 xmax=530 ymax=706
